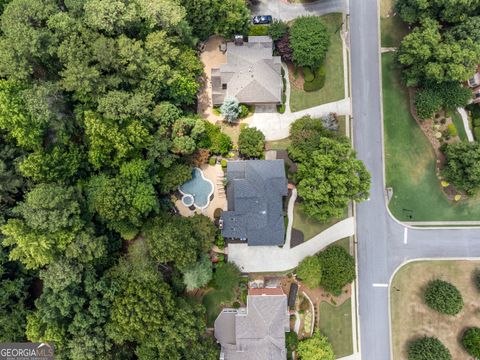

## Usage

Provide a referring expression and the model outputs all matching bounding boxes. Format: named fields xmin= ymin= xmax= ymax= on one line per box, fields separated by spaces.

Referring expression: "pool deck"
xmin=175 ymin=164 xmax=227 ymax=220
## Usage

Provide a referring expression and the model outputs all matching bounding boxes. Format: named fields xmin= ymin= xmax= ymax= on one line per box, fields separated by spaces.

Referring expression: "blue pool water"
xmin=179 ymin=168 xmax=214 ymax=209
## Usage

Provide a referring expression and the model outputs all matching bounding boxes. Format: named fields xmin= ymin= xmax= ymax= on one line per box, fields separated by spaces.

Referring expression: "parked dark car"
xmin=252 ymin=15 xmax=272 ymax=25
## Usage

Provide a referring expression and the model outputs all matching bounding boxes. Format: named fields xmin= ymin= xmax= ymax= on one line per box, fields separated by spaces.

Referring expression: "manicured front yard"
xmin=289 ymin=13 xmax=345 ymax=112
xmin=391 ymin=260 xmax=480 ymax=359
xmin=292 ymin=202 xmax=347 ymax=241
xmin=319 ymin=298 xmax=353 ymax=358
xmin=266 ymin=137 xmax=292 ymax=151
xmin=380 ymin=0 xmax=409 ymax=47
xmin=382 ymin=53 xmax=480 ymax=221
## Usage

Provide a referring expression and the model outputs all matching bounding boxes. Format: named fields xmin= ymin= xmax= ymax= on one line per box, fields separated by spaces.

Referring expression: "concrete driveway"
xmin=249 ymin=98 xmax=351 ymax=140
xmin=250 ymin=0 xmax=347 ymax=21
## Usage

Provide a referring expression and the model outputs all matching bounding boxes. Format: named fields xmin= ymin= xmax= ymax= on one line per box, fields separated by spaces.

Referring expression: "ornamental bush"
xmin=318 ymin=245 xmax=356 ymax=295
xmin=408 ymin=337 xmax=451 ymax=360
xmin=268 ymin=19 xmax=288 ymax=41
xmin=303 ymin=67 xmax=315 ymax=82
xmin=447 ymin=123 xmax=457 ymax=137
xmin=424 ymin=279 xmax=463 ymax=315
xmin=238 ymin=126 xmax=265 ymax=159
xmin=297 ymin=331 xmax=335 ymax=360
xmin=303 ymin=65 xmax=326 ymax=92
xmin=220 ymin=97 xmax=241 ymax=123
xmin=296 ymin=256 xmax=322 ymax=289
xmin=442 ymin=142 xmax=480 ymax=195
xmin=462 ymin=327 xmax=480 ymax=358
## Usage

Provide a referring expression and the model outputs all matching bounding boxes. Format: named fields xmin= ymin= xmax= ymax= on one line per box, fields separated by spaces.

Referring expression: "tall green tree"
xmin=87 ymin=160 xmax=159 ymax=240
xmin=397 ymin=18 xmax=480 ymax=86
xmin=290 ymin=16 xmax=330 ymax=70
xmin=294 ymin=137 xmax=370 ymax=220
xmin=238 ymin=126 xmax=265 ymax=159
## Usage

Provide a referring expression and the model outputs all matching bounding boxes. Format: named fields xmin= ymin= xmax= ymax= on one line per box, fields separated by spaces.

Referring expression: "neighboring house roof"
xmin=214 ymin=291 xmax=290 ymax=360
xmin=211 ymin=36 xmax=282 ymax=105
xmin=221 ymin=160 xmax=288 ymax=246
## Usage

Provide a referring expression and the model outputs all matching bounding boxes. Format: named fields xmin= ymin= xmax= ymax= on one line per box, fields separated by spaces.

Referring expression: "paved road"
xmin=350 ymin=0 xmax=480 ymax=359
xmin=250 ymin=0 xmax=346 ymax=21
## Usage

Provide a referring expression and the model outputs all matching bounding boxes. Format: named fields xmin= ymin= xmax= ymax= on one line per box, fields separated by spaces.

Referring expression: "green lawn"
xmin=382 ymin=53 xmax=480 ymax=221
xmin=319 ymin=298 xmax=353 ymax=358
xmin=292 ymin=203 xmax=347 ymax=241
xmin=380 ymin=0 xmax=409 ymax=47
xmin=332 ymin=237 xmax=350 ymax=252
xmin=266 ymin=138 xmax=291 ymax=150
xmin=451 ymin=111 xmax=468 ymax=142
xmin=289 ymin=13 xmax=344 ymax=112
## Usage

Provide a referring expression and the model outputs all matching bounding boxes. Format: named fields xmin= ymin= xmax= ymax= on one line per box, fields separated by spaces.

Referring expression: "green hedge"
xmin=303 ymin=64 xmax=326 ymax=92
xmin=277 ymin=104 xmax=286 ymax=113
xmin=248 ymin=25 xmax=269 ymax=36
xmin=303 ymin=67 xmax=314 ymax=82
xmin=473 ymin=117 xmax=480 ymax=127
xmin=209 ymin=157 xmax=216 ymax=165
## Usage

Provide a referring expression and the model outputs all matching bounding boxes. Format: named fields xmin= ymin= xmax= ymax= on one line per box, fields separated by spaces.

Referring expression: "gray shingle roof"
xmin=211 ymin=36 xmax=282 ymax=105
xmin=215 ymin=294 xmax=289 ymax=360
xmin=221 ymin=160 xmax=288 ymax=246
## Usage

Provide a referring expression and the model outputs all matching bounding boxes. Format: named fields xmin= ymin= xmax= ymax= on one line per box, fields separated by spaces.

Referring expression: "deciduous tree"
xmin=290 ymin=16 xmax=330 ymax=69
xmin=238 ymin=126 xmax=265 ymax=159
xmin=297 ymin=331 xmax=335 ymax=360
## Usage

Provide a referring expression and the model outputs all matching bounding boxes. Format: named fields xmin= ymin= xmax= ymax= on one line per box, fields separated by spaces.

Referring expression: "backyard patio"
xmin=175 ymin=164 xmax=227 ymax=220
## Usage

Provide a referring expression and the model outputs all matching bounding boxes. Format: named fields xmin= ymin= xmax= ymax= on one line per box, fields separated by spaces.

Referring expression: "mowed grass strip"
xmin=289 ymin=13 xmax=345 ymax=112
xmin=380 ymin=0 xmax=409 ymax=47
xmin=382 ymin=53 xmax=480 ymax=221
xmin=319 ymin=298 xmax=353 ymax=358
xmin=391 ymin=260 xmax=480 ymax=360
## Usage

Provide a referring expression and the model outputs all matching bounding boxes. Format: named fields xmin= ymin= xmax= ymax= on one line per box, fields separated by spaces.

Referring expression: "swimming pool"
xmin=179 ymin=168 xmax=214 ymax=210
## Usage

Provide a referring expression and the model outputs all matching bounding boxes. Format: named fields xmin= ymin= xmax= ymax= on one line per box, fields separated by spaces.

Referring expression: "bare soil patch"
xmin=287 ymin=62 xmax=304 ymax=90
xmin=391 ymin=260 xmax=480 ymax=360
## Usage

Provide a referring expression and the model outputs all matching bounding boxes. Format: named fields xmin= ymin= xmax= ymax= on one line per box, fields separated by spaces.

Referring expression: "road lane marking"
xmin=404 ymin=227 xmax=408 ymax=244
xmin=372 ymin=283 xmax=388 ymax=287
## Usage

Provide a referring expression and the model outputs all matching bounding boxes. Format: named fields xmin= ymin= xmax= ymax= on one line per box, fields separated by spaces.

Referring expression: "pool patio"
xmin=175 ymin=164 xmax=227 ymax=220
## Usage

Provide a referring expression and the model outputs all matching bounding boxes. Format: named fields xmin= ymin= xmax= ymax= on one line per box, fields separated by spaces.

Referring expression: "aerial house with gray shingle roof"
xmin=220 ymin=160 xmax=288 ymax=246
xmin=214 ymin=288 xmax=290 ymax=360
xmin=211 ymin=36 xmax=283 ymax=106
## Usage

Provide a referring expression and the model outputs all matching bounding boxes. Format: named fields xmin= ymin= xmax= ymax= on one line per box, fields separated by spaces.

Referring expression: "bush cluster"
xmin=198 ymin=122 xmax=232 ymax=155
xmin=424 ymin=279 xmax=463 ymax=315
xmin=468 ymin=104 xmax=480 ymax=140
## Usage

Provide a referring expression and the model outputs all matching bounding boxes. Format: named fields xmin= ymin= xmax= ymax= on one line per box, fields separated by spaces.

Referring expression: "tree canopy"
xmin=296 ymin=256 xmax=322 ymax=289
xmin=290 ymin=16 xmax=330 ymax=70
xmin=238 ymin=126 xmax=265 ymax=159
xmin=442 ymin=142 xmax=480 ymax=195
xmin=318 ymin=245 xmax=356 ymax=295
xmin=293 ymin=136 xmax=370 ymax=221
xmin=297 ymin=331 xmax=335 ymax=360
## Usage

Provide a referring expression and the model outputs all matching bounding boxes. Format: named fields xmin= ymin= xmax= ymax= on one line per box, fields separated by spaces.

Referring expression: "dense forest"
xmin=0 ymin=0 xmax=250 ymax=358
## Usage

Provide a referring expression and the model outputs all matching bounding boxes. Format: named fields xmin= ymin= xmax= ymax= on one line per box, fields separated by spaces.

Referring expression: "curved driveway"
xmin=350 ymin=0 xmax=480 ymax=359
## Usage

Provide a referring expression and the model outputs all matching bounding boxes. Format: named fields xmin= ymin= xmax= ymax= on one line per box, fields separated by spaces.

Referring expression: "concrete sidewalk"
xmin=228 ymin=217 xmax=355 ymax=272
xmin=250 ymin=98 xmax=351 ymax=141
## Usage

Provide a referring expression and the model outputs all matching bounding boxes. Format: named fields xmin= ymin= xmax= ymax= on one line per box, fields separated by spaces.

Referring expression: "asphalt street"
xmin=350 ymin=0 xmax=480 ymax=359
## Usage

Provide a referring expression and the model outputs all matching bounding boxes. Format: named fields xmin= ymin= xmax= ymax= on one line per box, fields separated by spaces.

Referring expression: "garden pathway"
xmin=457 ymin=107 xmax=474 ymax=142
xmin=250 ymin=97 xmax=351 ymax=140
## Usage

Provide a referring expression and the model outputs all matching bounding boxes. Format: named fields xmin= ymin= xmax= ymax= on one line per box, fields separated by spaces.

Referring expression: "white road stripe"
xmin=404 ymin=227 xmax=408 ymax=244
xmin=372 ymin=283 xmax=389 ymax=287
